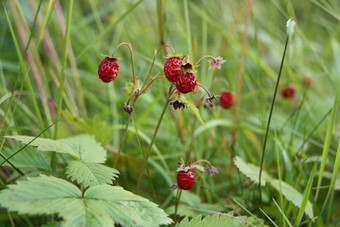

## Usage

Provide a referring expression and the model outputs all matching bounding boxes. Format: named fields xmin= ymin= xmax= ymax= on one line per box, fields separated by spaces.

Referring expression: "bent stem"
xmin=136 ymin=97 xmax=170 ymax=193
xmin=198 ymin=84 xmax=213 ymax=97
xmin=141 ymin=45 xmax=175 ymax=92
xmin=111 ymin=42 xmax=136 ymax=84
xmin=258 ymin=36 xmax=289 ymax=203
xmin=194 ymin=55 xmax=215 ymax=66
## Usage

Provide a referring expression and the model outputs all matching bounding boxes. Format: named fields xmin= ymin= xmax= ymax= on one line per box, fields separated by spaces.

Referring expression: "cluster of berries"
xmin=163 ymin=55 xmax=197 ymax=94
xmin=173 ymin=158 xmax=218 ymax=190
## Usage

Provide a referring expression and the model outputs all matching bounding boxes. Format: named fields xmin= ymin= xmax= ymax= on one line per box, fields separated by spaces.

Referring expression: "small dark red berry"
xmin=175 ymin=72 xmax=197 ymax=94
xmin=98 ymin=56 xmax=119 ymax=83
xmin=281 ymin=85 xmax=296 ymax=99
xmin=164 ymin=57 xmax=183 ymax=83
xmin=219 ymin=92 xmax=233 ymax=109
xmin=177 ymin=171 xmax=195 ymax=190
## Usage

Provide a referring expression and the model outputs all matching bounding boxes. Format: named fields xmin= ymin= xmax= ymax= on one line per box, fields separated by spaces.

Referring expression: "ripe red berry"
xmin=98 ymin=56 xmax=119 ymax=83
xmin=281 ymin=85 xmax=296 ymax=99
xmin=219 ymin=92 xmax=233 ymax=109
xmin=175 ymin=72 xmax=197 ymax=94
xmin=177 ymin=171 xmax=195 ymax=190
xmin=164 ymin=57 xmax=183 ymax=83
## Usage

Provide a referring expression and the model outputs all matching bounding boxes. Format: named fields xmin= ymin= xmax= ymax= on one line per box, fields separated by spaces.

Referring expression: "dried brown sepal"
xmin=123 ymin=103 xmax=134 ymax=114
xmin=171 ymin=184 xmax=179 ymax=190
xmin=170 ymin=100 xmax=187 ymax=110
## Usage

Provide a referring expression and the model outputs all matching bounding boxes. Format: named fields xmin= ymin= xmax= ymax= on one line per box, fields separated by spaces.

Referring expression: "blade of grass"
xmin=321 ymin=138 xmax=340 ymax=220
xmin=272 ymin=198 xmax=293 ymax=227
xmin=232 ymin=198 xmax=266 ymax=226
xmin=295 ymin=163 xmax=317 ymax=226
xmin=183 ymin=0 xmax=193 ymax=59
xmin=76 ymin=0 xmax=143 ymax=60
xmin=3 ymin=4 xmax=44 ymax=129
xmin=275 ymin=132 xmax=286 ymax=227
xmin=54 ymin=0 xmax=73 ymax=139
xmin=314 ymin=88 xmax=339 ymax=201
xmin=131 ymin=116 xmax=156 ymax=202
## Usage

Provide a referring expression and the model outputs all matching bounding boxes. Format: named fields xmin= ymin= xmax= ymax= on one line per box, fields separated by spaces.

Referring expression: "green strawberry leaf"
xmin=180 ymin=98 xmax=204 ymax=125
xmin=270 ymin=179 xmax=314 ymax=219
xmin=234 ymin=156 xmax=314 ymax=219
xmin=65 ymin=161 xmax=119 ymax=188
xmin=176 ymin=213 xmax=264 ymax=227
xmin=0 ymin=146 xmax=50 ymax=170
xmin=234 ymin=156 xmax=271 ymax=186
xmin=5 ymin=134 xmax=106 ymax=163
xmin=0 ymin=175 xmax=172 ymax=227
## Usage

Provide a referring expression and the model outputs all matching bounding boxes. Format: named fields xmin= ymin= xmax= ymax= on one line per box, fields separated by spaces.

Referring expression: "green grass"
xmin=0 ymin=0 xmax=340 ymax=226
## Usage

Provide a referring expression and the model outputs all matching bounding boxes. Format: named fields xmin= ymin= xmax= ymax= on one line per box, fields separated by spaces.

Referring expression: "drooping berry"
xmin=176 ymin=171 xmax=195 ymax=190
xmin=219 ymin=92 xmax=233 ymax=109
xmin=281 ymin=85 xmax=296 ymax=99
xmin=164 ymin=57 xmax=183 ymax=83
xmin=175 ymin=72 xmax=197 ymax=94
xmin=98 ymin=56 xmax=119 ymax=83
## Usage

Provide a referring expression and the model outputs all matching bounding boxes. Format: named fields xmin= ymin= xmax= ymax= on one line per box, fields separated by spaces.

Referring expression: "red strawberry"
xmin=281 ymin=85 xmax=296 ymax=98
xmin=98 ymin=56 xmax=119 ymax=83
xmin=219 ymin=92 xmax=233 ymax=109
xmin=175 ymin=72 xmax=197 ymax=94
xmin=177 ymin=171 xmax=195 ymax=190
xmin=164 ymin=57 xmax=183 ymax=83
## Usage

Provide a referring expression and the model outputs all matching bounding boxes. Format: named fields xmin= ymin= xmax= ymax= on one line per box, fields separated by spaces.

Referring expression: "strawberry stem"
xmin=136 ymin=94 xmax=171 ymax=193
xmin=213 ymin=77 xmax=231 ymax=91
xmin=194 ymin=55 xmax=215 ymax=66
xmin=197 ymin=84 xmax=213 ymax=97
xmin=111 ymin=42 xmax=136 ymax=84
xmin=141 ymin=45 xmax=176 ymax=92
xmin=173 ymin=189 xmax=183 ymax=223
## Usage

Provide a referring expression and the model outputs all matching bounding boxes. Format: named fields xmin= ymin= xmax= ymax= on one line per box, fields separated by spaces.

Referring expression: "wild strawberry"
xmin=98 ymin=56 xmax=119 ymax=83
xmin=176 ymin=171 xmax=195 ymax=190
xmin=219 ymin=92 xmax=233 ymax=109
xmin=175 ymin=72 xmax=197 ymax=94
xmin=281 ymin=85 xmax=296 ymax=98
xmin=164 ymin=56 xmax=183 ymax=83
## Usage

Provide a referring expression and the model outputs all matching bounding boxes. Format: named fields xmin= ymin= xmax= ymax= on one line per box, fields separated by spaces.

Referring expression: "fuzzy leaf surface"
xmin=0 ymin=175 xmax=172 ymax=226
xmin=6 ymin=134 xmax=106 ymax=163
xmin=270 ymin=179 xmax=314 ymax=219
xmin=0 ymin=146 xmax=50 ymax=170
xmin=176 ymin=214 xmax=264 ymax=227
xmin=234 ymin=156 xmax=271 ymax=186
xmin=65 ymin=161 xmax=119 ymax=187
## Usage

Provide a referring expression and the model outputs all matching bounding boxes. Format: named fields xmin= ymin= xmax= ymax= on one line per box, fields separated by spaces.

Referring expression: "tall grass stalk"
xmin=258 ymin=35 xmax=290 ymax=202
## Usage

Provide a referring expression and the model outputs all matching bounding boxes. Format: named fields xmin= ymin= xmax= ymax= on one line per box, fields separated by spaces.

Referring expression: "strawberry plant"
xmin=1 ymin=1 xmax=340 ymax=226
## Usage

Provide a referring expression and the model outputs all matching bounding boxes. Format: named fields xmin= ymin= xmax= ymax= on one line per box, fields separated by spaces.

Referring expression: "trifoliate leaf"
xmin=0 ymin=175 xmax=172 ymax=227
xmin=234 ymin=156 xmax=271 ymax=186
xmin=59 ymin=135 xmax=106 ymax=163
xmin=0 ymin=146 xmax=50 ymax=170
xmin=180 ymin=98 xmax=204 ymax=125
xmin=175 ymin=214 xmax=264 ymax=227
xmin=270 ymin=179 xmax=314 ymax=219
xmin=65 ymin=161 xmax=119 ymax=187
xmin=5 ymin=134 xmax=106 ymax=163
